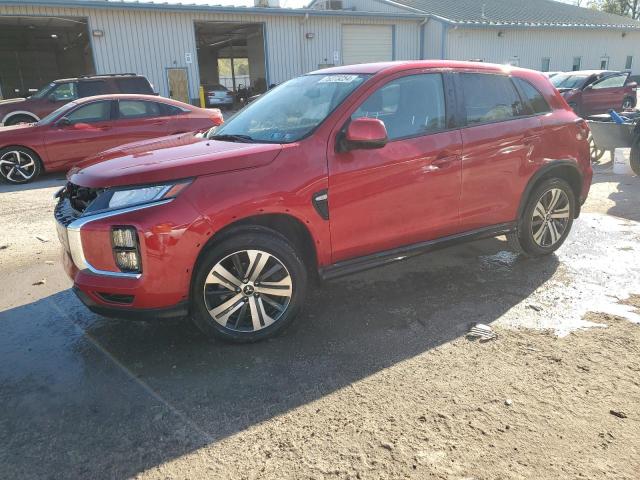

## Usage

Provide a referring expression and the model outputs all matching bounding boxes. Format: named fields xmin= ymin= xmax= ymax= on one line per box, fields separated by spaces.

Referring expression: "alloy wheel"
xmin=622 ymin=98 xmax=634 ymax=109
xmin=0 ymin=150 xmax=37 ymax=183
xmin=203 ymin=249 xmax=293 ymax=332
xmin=530 ymin=188 xmax=571 ymax=248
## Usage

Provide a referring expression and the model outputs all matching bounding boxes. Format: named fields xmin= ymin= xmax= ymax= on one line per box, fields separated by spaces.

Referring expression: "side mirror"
xmin=583 ymin=85 xmax=593 ymax=91
xmin=342 ymin=117 xmax=388 ymax=151
xmin=55 ymin=117 xmax=71 ymax=128
xmin=72 ymin=122 xmax=92 ymax=130
xmin=628 ymin=81 xmax=637 ymax=89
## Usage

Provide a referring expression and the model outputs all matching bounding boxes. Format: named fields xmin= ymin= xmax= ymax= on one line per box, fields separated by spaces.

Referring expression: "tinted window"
xmin=78 ymin=81 xmax=108 ymax=97
xmin=164 ymin=104 xmax=187 ymax=116
xmin=66 ymin=101 xmax=111 ymax=123
xmin=118 ymin=100 xmax=161 ymax=119
xmin=50 ymin=82 xmax=77 ymax=101
xmin=115 ymin=77 xmax=153 ymax=94
xmin=514 ymin=78 xmax=551 ymax=114
xmin=551 ymin=74 xmax=589 ymax=89
xmin=592 ymin=74 xmax=627 ymax=89
xmin=352 ymin=73 xmax=446 ymax=140
xmin=460 ymin=73 xmax=526 ymax=125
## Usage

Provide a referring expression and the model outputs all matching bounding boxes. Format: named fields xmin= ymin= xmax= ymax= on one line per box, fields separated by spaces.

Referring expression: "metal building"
xmin=1 ymin=0 xmax=639 ymax=103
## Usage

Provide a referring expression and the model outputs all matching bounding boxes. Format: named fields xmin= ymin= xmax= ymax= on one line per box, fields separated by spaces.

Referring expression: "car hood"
xmin=69 ymin=132 xmax=284 ymax=188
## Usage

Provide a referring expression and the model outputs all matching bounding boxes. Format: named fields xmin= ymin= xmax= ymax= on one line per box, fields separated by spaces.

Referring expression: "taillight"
xmin=111 ymin=226 xmax=141 ymax=273
xmin=575 ymin=118 xmax=589 ymax=141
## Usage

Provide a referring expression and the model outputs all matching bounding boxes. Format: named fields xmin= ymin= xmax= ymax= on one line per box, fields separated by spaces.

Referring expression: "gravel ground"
xmin=0 ymin=167 xmax=639 ymax=479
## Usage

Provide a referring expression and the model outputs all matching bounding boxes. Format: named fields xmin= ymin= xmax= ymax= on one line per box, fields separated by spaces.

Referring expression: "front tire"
xmin=0 ymin=146 xmax=42 ymax=184
xmin=508 ymin=178 xmax=576 ymax=257
xmin=191 ymin=228 xmax=308 ymax=343
xmin=622 ymin=96 xmax=636 ymax=110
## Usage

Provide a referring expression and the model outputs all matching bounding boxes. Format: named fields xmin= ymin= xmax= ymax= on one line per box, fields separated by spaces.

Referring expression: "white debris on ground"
xmin=497 ymin=213 xmax=640 ymax=336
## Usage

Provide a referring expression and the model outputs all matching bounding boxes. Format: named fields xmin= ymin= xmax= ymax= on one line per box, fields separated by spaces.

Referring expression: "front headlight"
xmin=83 ymin=180 xmax=191 ymax=215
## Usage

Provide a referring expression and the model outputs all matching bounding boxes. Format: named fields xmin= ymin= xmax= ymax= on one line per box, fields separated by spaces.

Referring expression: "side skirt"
xmin=319 ymin=222 xmax=517 ymax=281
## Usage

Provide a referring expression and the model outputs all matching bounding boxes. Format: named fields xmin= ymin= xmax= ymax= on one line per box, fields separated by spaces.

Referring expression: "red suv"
xmin=55 ymin=61 xmax=592 ymax=342
xmin=0 ymin=74 xmax=154 ymax=126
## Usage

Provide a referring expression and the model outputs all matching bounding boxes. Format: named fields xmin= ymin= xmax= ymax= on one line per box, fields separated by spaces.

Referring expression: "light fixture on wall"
xmin=92 ymin=29 xmax=104 ymax=37
xmin=305 ymin=32 xmax=315 ymax=39
xmin=497 ymin=31 xmax=504 ymax=37
xmin=622 ymin=32 xmax=627 ymax=38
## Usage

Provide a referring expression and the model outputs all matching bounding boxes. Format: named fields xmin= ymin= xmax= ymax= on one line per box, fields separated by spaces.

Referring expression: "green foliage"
xmin=588 ymin=0 xmax=640 ymax=19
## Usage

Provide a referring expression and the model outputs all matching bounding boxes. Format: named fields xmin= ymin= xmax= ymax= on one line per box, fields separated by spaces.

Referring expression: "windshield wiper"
xmin=208 ymin=133 xmax=255 ymax=143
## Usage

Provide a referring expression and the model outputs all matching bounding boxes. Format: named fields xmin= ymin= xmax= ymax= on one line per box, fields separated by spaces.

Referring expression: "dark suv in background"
xmin=0 ymin=73 xmax=154 ymax=126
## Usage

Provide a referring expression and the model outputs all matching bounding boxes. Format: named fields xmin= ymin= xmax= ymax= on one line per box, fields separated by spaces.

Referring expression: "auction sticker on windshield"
xmin=318 ymin=75 xmax=360 ymax=83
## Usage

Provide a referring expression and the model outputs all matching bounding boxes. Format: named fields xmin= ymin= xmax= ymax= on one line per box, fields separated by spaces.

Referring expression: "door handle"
xmin=432 ymin=154 xmax=459 ymax=168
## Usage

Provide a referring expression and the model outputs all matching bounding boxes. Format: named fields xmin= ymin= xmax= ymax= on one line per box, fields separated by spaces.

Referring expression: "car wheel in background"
xmin=4 ymin=114 xmax=37 ymax=126
xmin=508 ymin=178 xmax=575 ymax=257
xmin=191 ymin=227 xmax=308 ymax=343
xmin=622 ymin=96 xmax=636 ymax=110
xmin=0 ymin=147 xmax=42 ymax=184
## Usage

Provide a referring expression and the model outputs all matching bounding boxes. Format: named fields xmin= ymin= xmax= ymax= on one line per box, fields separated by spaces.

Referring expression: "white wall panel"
xmin=446 ymin=27 xmax=640 ymax=74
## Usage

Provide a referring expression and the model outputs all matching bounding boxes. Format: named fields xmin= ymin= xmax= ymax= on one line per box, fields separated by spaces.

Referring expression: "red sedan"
xmin=0 ymin=94 xmax=223 ymax=184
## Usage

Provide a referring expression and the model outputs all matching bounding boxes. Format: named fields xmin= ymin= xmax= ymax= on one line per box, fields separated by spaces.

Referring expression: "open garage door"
xmin=195 ymin=21 xmax=267 ymax=108
xmin=0 ymin=16 xmax=94 ymax=99
xmin=342 ymin=25 xmax=393 ymax=66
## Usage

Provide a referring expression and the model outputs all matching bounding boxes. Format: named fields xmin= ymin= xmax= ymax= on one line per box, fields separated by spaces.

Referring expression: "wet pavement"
xmin=1 ymin=171 xmax=639 ymax=478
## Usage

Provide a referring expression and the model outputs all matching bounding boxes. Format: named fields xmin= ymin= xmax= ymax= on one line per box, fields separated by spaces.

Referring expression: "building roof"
xmin=382 ymin=0 xmax=640 ymax=29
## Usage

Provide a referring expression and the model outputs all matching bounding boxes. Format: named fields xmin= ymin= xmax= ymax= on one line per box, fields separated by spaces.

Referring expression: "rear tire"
xmin=190 ymin=228 xmax=308 ymax=343
xmin=507 ymin=178 xmax=576 ymax=257
xmin=5 ymin=114 xmax=37 ymax=126
xmin=0 ymin=146 xmax=42 ymax=184
xmin=622 ymin=96 xmax=636 ymax=110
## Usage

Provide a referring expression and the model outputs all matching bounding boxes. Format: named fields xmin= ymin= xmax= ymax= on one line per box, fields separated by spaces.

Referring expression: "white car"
xmin=206 ymin=84 xmax=234 ymax=108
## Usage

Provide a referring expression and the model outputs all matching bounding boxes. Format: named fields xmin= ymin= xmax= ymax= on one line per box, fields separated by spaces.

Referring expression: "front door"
xmin=167 ymin=68 xmax=190 ymax=104
xmin=44 ymin=100 xmax=116 ymax=170
xmin=327 ymin=72 xmax=462 ymax=263
xmin=582 ymin=73 xmax=627 ymax=115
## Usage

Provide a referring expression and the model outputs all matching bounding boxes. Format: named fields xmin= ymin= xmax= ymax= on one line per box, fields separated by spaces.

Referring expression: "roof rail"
xmin=78 ymin=73 xmax=138 ymax=79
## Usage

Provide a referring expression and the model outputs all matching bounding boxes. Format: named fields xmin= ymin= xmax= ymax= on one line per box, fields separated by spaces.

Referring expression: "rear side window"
xmin=118 ymin=100 xmax=161 ymax=119
xmin=78 ymin=81 xmax=108 ymax=98
xmin=164 ymin=104 xmax=188 ymax=116
xmin=66 ymin=101 xmax=111 ymax=123
xmin=352 ymin=73 xmax=447 ymax=140
xmin=115 ymin=77 xmax=153 ymax=94
xmin=513 ymin=78 xmax=551 ymax=114
xmin=460 ymin=73 xmax=526 ymax=125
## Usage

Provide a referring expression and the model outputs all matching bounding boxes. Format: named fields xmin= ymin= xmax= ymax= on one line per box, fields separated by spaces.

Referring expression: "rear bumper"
xmin=73 ymin=286 xmax=189 ymax=321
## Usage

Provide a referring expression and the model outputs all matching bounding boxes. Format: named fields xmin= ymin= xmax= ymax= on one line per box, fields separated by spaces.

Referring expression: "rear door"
xmin=327 ymin=71 xmax=463 ymax=262
xmin=584 ymin=73 xmax=628 ymax=114
xmin=110 ymin=99 xmax=171 ymax=144
xmin=457 ymin=72 xmax=542 ymax=230
xmin=44 ymin=100 xmax=116 ymax=170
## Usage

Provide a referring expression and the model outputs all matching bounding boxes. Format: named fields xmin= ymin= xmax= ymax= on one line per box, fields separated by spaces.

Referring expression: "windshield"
xmin=551 ymin=74 xmax=589 ymax=89
xmin=210 ymin=73 xmax=370 ymax=143
xmin=37 ymin=102 xmax=77 ymax=125
xmin=30 ymin=83 xmax=56 ymax=99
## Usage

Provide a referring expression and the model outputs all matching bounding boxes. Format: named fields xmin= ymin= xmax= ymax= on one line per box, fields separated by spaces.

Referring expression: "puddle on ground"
xmin=497 ymin=213 xmax=640 ymax=336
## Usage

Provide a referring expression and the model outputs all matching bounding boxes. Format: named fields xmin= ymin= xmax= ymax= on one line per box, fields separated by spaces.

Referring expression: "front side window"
xmin=66 ymin=101 xmax=111 ymax=123
xmin=50 ymin=82 xmax=78 ymax=101
xmin=351 ymin=73 xmax=446 ymax=140
xmin=118 ymin=100 xmax=161 ymax=119
xmin=460 ymin=73 xmax=525 ymax=125
xmin=592 ymin=74 xmax=627 ymax=90
xmin=514 ymin=78 xmax=551 ymax=114
xmin=212 ymin=73 xmax=369 ymax=143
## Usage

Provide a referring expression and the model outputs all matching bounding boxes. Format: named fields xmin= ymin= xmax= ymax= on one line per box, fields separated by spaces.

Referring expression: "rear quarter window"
xmin=77 ymin=81 xmax=108 ymax=98
xmin=115 ymin=77 xmax=153 ymax=94
xmin=513 ymin=78 xmax=551 ymax=114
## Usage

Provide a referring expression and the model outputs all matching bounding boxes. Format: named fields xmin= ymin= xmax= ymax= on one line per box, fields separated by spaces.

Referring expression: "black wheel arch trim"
xmin=517 ymin=161 xmax=584 ymax=220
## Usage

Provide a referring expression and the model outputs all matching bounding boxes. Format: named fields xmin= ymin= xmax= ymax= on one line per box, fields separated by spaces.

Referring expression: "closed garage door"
xmin=342 ymin=25 xmax=393 ymax=66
